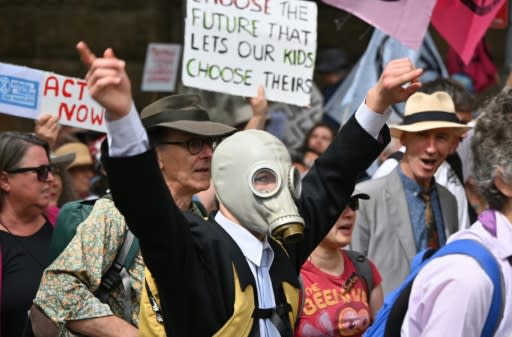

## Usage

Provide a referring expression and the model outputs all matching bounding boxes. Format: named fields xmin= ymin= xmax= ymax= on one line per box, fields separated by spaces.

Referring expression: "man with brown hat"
xmin=33 ymin=94 xmax=235 ymax=337
xmin=351 ymin=91 xmax=470 ymax=295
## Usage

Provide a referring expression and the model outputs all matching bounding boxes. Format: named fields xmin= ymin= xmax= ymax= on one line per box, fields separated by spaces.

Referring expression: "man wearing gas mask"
xmin=77 ymin=41 xmax=422 ymax=337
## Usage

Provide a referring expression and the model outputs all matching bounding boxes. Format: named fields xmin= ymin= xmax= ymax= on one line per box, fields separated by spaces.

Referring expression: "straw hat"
xmin=50 ymin=151 xmax=76 ymax=167
xmin=54 ymin=142 xmax=93 ymax=169
xmin=390 ymin=91 xmax=470 ymax=139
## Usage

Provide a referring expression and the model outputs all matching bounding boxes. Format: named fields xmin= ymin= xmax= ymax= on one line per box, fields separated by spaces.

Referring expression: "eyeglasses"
xmin=347 ymin=197 xmax=360 ymax=211
xmin=159 ymin=138 xmax=219 ymax=155
xmin=5 ymin=164 xmax=53 ymax=182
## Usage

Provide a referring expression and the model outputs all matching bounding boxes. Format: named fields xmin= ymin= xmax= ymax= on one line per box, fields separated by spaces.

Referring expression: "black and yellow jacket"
xmin=103 ymin=115 xmax=388 ymax=337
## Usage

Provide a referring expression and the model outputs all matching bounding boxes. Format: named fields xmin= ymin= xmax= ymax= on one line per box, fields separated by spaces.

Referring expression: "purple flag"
xmin=321 ymin=0 xmax=437 ymax=50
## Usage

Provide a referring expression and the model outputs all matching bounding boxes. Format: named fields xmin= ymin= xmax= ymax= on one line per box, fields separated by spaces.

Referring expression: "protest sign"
xmin=41 ymin=73 xmax=106 ymax=133
xmin=322 ymin=0 xmax=436 ymax=51
xmin=141 ymin=43 xmax=182 ymax=92
xmin=0 ymin=63 xmax=43 ymax=120
xmin=182 ymin=0 xmax=317 ymax=106
xmin=0 ymin=62 xmax=107 ymax=133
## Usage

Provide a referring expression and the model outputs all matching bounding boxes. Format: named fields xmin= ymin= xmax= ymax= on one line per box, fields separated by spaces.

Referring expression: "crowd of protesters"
xmin=0 ymin=40 xmax=510 ymax=337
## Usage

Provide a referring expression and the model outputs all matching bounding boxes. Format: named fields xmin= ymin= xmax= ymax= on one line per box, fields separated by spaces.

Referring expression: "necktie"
xmin=419 ymin=192 xmax=440 ymax=249
xmin=257 ymin=247 xmax=280 ymax=337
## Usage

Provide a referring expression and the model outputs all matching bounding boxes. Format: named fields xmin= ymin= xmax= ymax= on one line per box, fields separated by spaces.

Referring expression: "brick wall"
xmin=0 ymin=0 xmax=184 ymax=131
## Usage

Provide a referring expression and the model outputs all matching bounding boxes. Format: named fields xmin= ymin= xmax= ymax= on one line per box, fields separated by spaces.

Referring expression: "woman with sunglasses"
xmin=0 ymin=132 xmax=55 ymax=337
xmin=295 ymin=192 xmax=384 ymax=337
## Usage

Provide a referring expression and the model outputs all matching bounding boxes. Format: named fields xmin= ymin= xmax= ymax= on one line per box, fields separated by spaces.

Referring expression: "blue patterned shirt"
xmin=398 ymin=168 xmax=446 ymax=250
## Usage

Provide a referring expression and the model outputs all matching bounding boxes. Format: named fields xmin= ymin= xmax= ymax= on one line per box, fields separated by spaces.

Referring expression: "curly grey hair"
xmin=471 ymin=89 xmax=512 ymax=211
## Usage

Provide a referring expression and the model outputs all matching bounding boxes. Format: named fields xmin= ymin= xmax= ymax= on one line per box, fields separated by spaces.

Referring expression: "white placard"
xmin=0 ymin=62 xmax=107 ymax=133
xmin=182 ymin=0 xmax=317 ymax=106
xmin=141 ymin=43 xmax=182 ymax=92
xmin=0 ymin=63 xmax=43 ymax=120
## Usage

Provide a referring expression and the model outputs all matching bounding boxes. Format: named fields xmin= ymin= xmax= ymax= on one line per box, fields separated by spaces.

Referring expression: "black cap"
xmin=315 ymin=48 xmax=350 ymax=73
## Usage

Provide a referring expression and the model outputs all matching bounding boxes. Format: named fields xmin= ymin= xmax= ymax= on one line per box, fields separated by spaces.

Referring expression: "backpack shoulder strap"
xmin=192 ymin=199 xmax=208 ymax=217
xmin=95 ymin=228 xmax=140 ymax=322
xmin=344 ymin=250 xmax=374 ymax=296
xmin=432 ymin=239 xmax=503 ymax=337
xmin=385 ymin=240 xmax=502 ymax=337
xmin=388 ymin=151 xmax=404 ymax=162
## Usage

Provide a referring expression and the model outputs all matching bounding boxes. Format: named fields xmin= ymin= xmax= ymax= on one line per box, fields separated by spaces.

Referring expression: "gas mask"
xmin=212 ymin=130 xmax=305 ymax=243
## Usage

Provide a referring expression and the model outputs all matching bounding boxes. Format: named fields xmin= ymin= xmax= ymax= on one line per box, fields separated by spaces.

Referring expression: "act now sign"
xmin=0 ymin=62 xmax=107 ymax=133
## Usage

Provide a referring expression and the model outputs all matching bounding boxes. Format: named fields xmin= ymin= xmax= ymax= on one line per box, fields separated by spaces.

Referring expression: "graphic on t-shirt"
xmin=297 ymin=281 xmax=370 ymax=337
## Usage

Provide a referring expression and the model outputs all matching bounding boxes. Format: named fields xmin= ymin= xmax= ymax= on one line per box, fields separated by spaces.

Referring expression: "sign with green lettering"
xmin=182 ymin=0 xmax=317 ymax=106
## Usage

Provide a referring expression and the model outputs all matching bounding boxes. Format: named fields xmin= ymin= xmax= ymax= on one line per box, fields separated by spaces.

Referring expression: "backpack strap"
xmin=192 ymin=199 xmax=208 ymax=217
xmin=388 ymin=151 xmax=404 ymax=162
xmin=385 ymin=239 xmax=503 ymax=337
xmin=432 ymin=239 xmax=503 ymax=337
xmin=94 ymin=229 xmax=140 ymax=322
xmin=344 ymin=250 xmax=374 ymax=296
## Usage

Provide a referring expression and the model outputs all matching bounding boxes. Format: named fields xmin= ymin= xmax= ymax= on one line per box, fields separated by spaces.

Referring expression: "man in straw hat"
xmin=401 ymin=89 xmax=512 ymax=337
xmin=352 ymin=91 xmax=470 ymax=295
xmin=77 ymin=38 xmax=422 ymax=337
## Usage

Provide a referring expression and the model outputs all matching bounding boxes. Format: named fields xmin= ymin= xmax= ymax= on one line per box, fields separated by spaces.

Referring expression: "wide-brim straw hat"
xmin=390 ymin=91 xmax=470 ymax=139
xmin=140 ymin=94 xmax=236 ymax=137
xmin=50 ymin=151 xmax=76 ymax=167
xmin=54 ymin=142 xmax=93 ymax=169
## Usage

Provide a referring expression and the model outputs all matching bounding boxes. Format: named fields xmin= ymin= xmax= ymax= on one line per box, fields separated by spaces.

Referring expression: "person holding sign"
xmin=77 ymin=40 xmax=422 ymax=337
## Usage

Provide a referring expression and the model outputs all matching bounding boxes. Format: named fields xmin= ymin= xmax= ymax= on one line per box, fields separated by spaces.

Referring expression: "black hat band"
xmin=142 ymin=109 xmax=210 ymax=129
xmin=402 ymin=111 xmax=462 ymax=125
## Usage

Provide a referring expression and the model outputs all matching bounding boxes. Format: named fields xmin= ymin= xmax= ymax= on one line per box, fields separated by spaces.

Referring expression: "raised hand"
xmin=35 ymin=113 xmax=60 ymax=150
xmin=76 ymin=41 xmax=132 ymax=120
xmin=250 ymin=85 xmax=268 ymax=119
xmin=366 ymin=58 xmax=423 ymax=114
xmin=245 ymin=85 xmax=269 ymax=130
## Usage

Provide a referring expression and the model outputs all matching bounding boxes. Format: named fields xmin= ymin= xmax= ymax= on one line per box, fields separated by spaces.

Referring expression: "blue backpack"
xmin=364 ymin=239 xmax=504 ymax=337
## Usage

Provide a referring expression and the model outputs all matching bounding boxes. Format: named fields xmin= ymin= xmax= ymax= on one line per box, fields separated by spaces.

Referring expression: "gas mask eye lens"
xmin=289 ymin=166 xmax=302 ymax=199
xmin=251 ymin=168 xmax=280 ymax=197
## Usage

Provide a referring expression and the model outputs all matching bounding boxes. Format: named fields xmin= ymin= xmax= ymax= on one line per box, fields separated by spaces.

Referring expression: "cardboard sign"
xmin=0 ymin=62 xmax=107 ymax=133
xmin=182 ymin=0 xmax=317 ymax=106
xmin=41 ymin=73 xmax=106 ymax=133
xmin=141 ymin=43 xmax=182 ymax=92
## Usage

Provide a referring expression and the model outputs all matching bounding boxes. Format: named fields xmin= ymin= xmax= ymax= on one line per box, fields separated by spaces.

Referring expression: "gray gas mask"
xmin=212 ymin=130 xmax=305 ymax=243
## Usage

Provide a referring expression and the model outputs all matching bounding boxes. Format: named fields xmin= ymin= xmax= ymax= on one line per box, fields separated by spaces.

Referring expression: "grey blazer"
xmin=351 ymin=168 xmax=459 ymax=294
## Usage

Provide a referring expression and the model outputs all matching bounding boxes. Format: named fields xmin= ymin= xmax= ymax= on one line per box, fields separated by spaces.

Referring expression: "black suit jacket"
xmin=103 ymin=115 xmax=389 ymax=337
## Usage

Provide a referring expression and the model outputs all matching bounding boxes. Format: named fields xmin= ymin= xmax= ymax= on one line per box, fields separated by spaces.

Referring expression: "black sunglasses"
xmin=5 ymin=164 xmax=53 ymax=182
xmin=159 ymin=138 xmax=219 ymax=155
xmin=347 ymin=197 xmax=360 ymax=211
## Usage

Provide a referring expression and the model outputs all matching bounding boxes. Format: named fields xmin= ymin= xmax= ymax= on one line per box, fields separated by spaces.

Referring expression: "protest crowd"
xmin=0 ymin=1 xmax=512 ymax=337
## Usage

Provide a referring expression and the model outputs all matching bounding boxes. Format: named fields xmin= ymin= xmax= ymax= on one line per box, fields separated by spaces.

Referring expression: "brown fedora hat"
xmin=141 ymin=94 xmax=236 ymax=137
xmin=390 ymin=91 xmax=470 ymax=139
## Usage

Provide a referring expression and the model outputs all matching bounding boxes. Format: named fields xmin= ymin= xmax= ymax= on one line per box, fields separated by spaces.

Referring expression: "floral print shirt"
xmin=34 ymin=198 xmax=145 ymax=336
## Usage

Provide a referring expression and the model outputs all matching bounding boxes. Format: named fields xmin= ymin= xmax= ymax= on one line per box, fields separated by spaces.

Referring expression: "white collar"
xmin=215 ymin=211 xmax=273 ymax=267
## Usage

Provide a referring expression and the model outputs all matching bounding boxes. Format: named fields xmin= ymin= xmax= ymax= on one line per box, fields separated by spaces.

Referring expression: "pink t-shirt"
xmin=295 ymin=251 xmax=382 ymax=337
xmin=46 ymin=205 xmax=60 ymax=226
